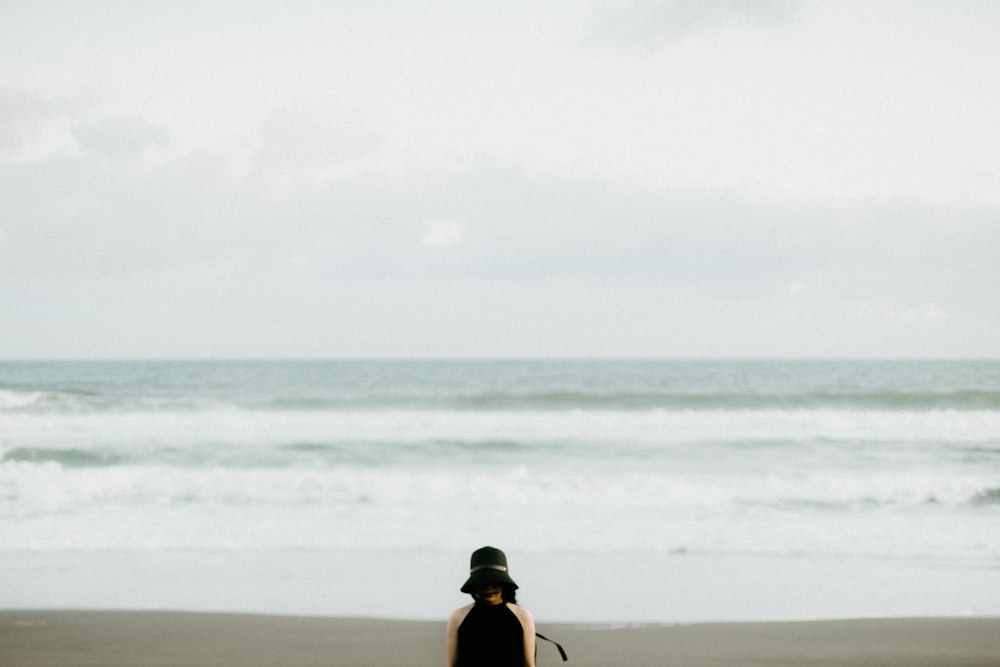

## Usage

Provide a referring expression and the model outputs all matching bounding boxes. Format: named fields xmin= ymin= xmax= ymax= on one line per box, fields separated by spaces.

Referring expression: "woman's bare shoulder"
xmin=448 ymin=603 xmax=475 ymax=628
xmin=506 ymin=603 xmax=535 ymax=626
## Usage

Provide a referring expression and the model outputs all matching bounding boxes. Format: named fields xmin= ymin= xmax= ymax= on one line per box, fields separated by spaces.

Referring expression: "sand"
xmin=2 ymin=611 xmax=999 ymax=667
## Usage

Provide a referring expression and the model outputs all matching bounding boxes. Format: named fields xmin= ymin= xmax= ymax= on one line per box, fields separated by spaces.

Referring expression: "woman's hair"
xmin=471 ymin=584 xmax=518 ymax=605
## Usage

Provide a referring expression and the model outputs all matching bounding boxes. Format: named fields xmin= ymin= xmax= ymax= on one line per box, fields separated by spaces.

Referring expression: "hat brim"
xmin=460 ymin=569 xmax=518 ymax=593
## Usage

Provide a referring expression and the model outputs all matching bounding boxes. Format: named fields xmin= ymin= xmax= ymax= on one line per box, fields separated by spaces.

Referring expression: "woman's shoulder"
xmin=505 ymin=603 xmax=535 ymax=628
xmin=447 ymin=603 xmax=475 ymax=629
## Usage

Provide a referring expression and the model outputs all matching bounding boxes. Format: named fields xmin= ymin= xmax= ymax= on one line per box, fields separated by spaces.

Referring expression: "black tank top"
xmin=456 ymin=602 xmax=526 ymax=667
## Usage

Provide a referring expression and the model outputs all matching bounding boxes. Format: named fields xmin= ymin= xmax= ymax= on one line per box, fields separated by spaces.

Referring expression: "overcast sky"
xmin=2 ymin=0 xmax=998 ymax=359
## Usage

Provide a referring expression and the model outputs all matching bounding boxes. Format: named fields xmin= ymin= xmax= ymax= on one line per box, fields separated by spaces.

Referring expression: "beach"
xmin=2 ymin=611 xmax=999 ymax=667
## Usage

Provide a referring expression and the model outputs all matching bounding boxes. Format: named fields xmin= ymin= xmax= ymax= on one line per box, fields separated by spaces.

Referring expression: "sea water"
xmin=2 ymin=360 xmax=999 ymax=622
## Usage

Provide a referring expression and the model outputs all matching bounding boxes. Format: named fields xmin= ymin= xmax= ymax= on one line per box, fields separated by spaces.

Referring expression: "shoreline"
xmin=3 ymin=610 xmax=999 ymax=666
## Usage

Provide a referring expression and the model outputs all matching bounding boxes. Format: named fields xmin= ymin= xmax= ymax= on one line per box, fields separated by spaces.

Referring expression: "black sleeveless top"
xmin=456 ymin=602 xmax=526 ymax=667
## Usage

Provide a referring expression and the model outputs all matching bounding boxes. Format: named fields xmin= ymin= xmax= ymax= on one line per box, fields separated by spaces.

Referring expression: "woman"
xmin=446 ymin=546 xmax=536 ymax=667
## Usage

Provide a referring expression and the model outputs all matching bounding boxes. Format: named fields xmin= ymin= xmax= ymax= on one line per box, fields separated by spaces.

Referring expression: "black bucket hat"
xmin=461 ymin=546 xmax=519 ymax=593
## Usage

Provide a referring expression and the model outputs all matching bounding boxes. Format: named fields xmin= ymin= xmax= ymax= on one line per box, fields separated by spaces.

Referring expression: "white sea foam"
xmin=2 ymin=449 xmax=997 ymax=560
xmin=2 ymin=360 xmax=1000 ymax=621
xmin=3 ymin=407 xmax=999 ymax=452
xmin=0 ymin=389 xmax=45 ymax=410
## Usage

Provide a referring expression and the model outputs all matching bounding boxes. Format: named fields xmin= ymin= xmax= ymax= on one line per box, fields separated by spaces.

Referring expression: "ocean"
xmin=2 ymin=360 xmax=999 ymax=623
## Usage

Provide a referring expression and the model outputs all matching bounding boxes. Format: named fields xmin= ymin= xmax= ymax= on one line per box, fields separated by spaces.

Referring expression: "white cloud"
xmin=899 ymin=303 xmax=952 ymax=327
xmin=256 ymin=102 xmax=381 ymax=169
xmin=847 ymin=300 xmax=954 ymax=329
xmin=0 ymin=87 xmax=50 ymax=152
xmin=589 ymin=0 xmax=802 ymax=49
xmin=195 ymin=255 xmax=242 ymax=287
xmin=0 ymin=87 xmax=84 ymax=158
xmin=421 ymin=219 xmax=464 ymax=247
xmin=786 ymin=280 xmax=811 ymax=298
xmin=247 ymin=101 xmax=383 ymax=198
xmin=71 ymin=116 xmax=170 ymax=158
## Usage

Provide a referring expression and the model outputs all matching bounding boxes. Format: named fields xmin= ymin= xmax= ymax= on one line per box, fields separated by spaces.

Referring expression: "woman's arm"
xmin=512 ymin=605 xmax=536 ymax=667
xmin=445 ymin=605 xmax=471 ymax=667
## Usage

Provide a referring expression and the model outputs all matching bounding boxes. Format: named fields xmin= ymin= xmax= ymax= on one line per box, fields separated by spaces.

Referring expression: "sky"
xmin=2 ymin=0 xmax=999 ymax=359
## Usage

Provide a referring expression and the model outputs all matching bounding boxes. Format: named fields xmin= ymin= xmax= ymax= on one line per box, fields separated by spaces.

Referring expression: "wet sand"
xmin=2 ymin=610 xmax=999 ymax=666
